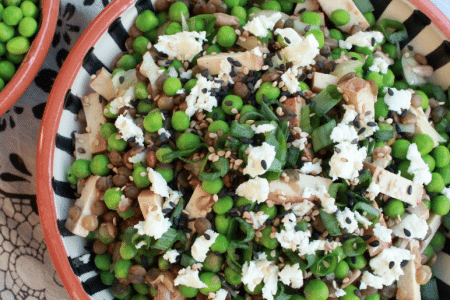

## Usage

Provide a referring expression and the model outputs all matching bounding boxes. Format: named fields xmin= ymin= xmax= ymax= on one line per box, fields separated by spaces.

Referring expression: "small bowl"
xmin=0 ymin=0 xmax=59 ymax=116
xmin=36 ymin=0 xmax=450 ymax=299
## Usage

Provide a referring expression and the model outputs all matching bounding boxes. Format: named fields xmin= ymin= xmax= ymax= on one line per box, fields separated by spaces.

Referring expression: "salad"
xmin=64 ymin=0 xmax=450 ymax=299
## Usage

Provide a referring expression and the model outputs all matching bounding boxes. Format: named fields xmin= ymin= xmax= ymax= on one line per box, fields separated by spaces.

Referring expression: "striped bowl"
xmin=36 ymin=0 xmax=450 ymax=299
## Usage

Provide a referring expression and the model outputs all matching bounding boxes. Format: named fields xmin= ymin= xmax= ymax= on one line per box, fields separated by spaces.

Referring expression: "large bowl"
xmin=36 ymin=0 xmax=450 ymax=299
xmin=0 ymin=0 xmax=59 ymax=116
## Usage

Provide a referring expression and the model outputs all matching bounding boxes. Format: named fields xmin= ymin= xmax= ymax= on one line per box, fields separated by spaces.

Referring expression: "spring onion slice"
xmin=274 ymin=283 xmax=292 ymax=300
xmin=442 ymin=213 xmax=450 ymax=231
xmin=152 ymin=228 xmax=181 ymax=251
xmin=352 ymin=202 xmax=380 ymax=221
xmin=342 ymin=237 xmax=367 ymax=257
xmin=239 ymin=111 xmax=264 ymax=124
xmin=180 ymin=253 xmax=197 ymax=267
xmin=225 ymin=136 xmax=241 ymax=150
xmin=261 ymin=102 xmax=279 ymax=122
xmin=230 ymin=120 xmax=256 ymax=139
xmin=283 ymin=249 xmax=303 ymax=264
xmin=310 ymin=253 xmax=338 ymax=277
xmin=162 ymin=143 xmax=208 ymax=161
xmin=319 ymin=209 xmax=342 ymax=236
xmin=169 ymin=198 xmax=184 ymax=222
xmin=285 ymin=146 xmax=301 ymax=168
xmin=421 ymin=277 xmax=439 ymax=300
xmin=331 ymin=246 xmax=346 ymax=261
xmin=357 ymin=169 xmax=373 ymax=186
xmin=328 ymin=182 xmax=348 ymax=199
xmin=300 ymin=104 xmax=312 ymax=134
xmin=312 ymin=119 xmax=336 ymax=152
xmin=379 ymin=19 xmax=408 ymax=44
xmin=231 ymin=217 xmax=256 ymax=244
xmin=352 ymin=0 xmax=374 ymax=14
xmin=199 ymin=157 xmax=229 ymax=181
xmin=311 ymin=85 xmax=342 ymax=117
xmin=226 ymin=243 xmax=252 ymax=273
xmin=305 ymin=254 xmax=317 ymax=269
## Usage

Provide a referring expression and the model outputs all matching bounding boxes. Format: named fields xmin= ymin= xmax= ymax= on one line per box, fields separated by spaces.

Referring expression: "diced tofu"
xmin=89 ymin=68 xmax=116 ymax=101
xmin=420 ymin=212 xmax=442 ymax=252
xmin=283 ymin=96 xmax=306 ymax=137
xmin=364 ymin=163 xmax=424 ymax=207
xmin=365 ymin=201 xmax=391 ymax=256
xmin=138 ymin=189 xmax=163 ymax=217
xmin=236 ymin=36 xmax=261 ymax=51
xmin=65 ymin=175 xmax=100 ymax=237
xmin=196 ymin=47 xmax=265 ymax=75
xmin=294 ymin=0 xmax=320 ymax=14
xmin=311 ymin=73 xmax=339 ymax=92
xmin=214 ymin=13 xmax=240 ymax=28
xmin=267 ymin=171 xmax=332 ymax=204
xmin=74 ymin=133 xmax=92 ymax=160
xmin=317 ymin=0 xmax=370 ymax=33
xmin=339 ymin=77 xmax=376 ymax=121
xmin=409 ymin=107 xmax=445 ymax=147
xmin=83 ymin=93 xmax=108 ymax=154
xmin=185 ymin=185 xmax=214 ymax=233
xmin=407 ymin=200 xmax=430 ymax=220
xmin=396 ymin=240 xmax=421 ymax=300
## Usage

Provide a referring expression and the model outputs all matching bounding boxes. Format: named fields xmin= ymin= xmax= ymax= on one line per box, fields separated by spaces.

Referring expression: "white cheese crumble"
xmin=442 ymin=186 xmax=450 ymax=199
xmin=248 ymin=211 xmax=270 ymax=229
xmin=370 ymin=246 xmax=415 ymax=285
xmin=140 ymin=52 xmax=160 ymax=87
xmin=158 ymin=127 xmax=172 ymax=139
xmin=407 ymin=143 xmax=432 ymax=185
xmin=300 ymin=159 xmax=322 ymax=175
xmin=251 ymin=123 xmax=276 ymax=134
xmin=274 ymin=28 xmax=303 ymax=45
xmin=383 ymin=87 xmax=412 ymax=114
xmin=174 ymin=265 xmax=208 ymax=289
xmin=369 ymin=52 xmax=394 ymax=74
xmin=391 ymin=213 xmax=428 ymax=240
xmin=180 ymin=69 xmax=192 ymax=80
xmin=335 ymin=288 xmax=347 ymax=297
xmin=243 ymin=142 xmax=276 ymax=177
xmin=128 ymin=148 xmax=149 ymax=164
xmin=354 ymin=211 xmax=372 ymax=227
xmin=329 ymin=142 xmax=367 ymax=181
xmin=339 ymin=31 xmax=385 ymax=51
xmin=154 ymin=31 xmax=207 ymax=62
xmin=163 ymin=249 xmax=180 ymax=263
xmin=147 ymin=167 xmax=170 ymax=198
xmin=373 ymin=223 xmax=392 ymax=243
xmin=218 ymin=58 xmax=234 ymax=84
xmin=291 ymin=200 xmax=314 ymax=216
xmin=298 ymin=239 xmax=341 ymax=256
xmin=366 ymin=181 xmax=381 ymax=200
xmin=185 ymin=74 xmax=221 ymax=117
xmin=236 ymin=177 xmax=270 ymax=203
xmin=283 ymin=34 xmax=320 ymax=68
xmin=281 ymin=67 xmax=301 ymax=94
xmin=134 ymin=202 xmax=171 ymax=240
xmin=167 ymin=66 xmax=178 ymax=78
xmin=162 ymin=189 xmax=182 ymax=210
xmin=341 ymin=104 xmax=358 ymax=124
xmin=109 ymin=87 xmax=134 ymax=114
xmin=330 ymin=123 xmax=359 ymax=143
xmin=291 ymin=137 xmax=308 ymax=150
xmin=360 ymin=271 xmax=385 ymax=290
xmin=191 ymin=229 xmax=219 ymax=262
xmin=278 ymin=263 xmax=304 ymax=289
xmin=115 ymin=112 xmax=145 ymax=146
xmin=243 ymin=12 xmax=282 ymax=38
xmin=336 ymin=207 xmax=359 ymax=233
xmin=276 ymin=213 xmax=311 ymax=251
xmin=301 ymin=185 xmax=338 ymax=214
xmin=213 ymin=289 xmax=228 ymax=300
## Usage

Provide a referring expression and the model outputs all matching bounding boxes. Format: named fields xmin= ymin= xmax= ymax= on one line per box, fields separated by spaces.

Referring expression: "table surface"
xmin=0 ymin=1 xmax=449 ymax=299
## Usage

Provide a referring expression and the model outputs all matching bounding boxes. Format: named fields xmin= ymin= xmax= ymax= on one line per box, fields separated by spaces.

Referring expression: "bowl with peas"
xmin=0 ymin=0 xmax=58 ymax=116
xmin=37 ymin=0 xmax=450 ymax=299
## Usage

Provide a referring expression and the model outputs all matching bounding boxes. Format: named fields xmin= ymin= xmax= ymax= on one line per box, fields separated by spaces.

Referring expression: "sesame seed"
xmin=357 ymin=127 xmax=366 ymax=135
xmin=407 ymin=185 xmax=413 ymax=195
xmin=389 ymin=261 xmax=395 ymax=269
xmin=369 ymin=240 xmax=380 ymax=247
xmin=388 ymin=88 xmax=394 ymax=96
xmin=404 ymin=228 xmax=411 ymax=237
xmin=400 ymin=260 xmax=409 ymax=267
xmin=261 ymin=160 xmax=267 ymax=170
xmin=345 ymin=217 xmax=352 ymax=224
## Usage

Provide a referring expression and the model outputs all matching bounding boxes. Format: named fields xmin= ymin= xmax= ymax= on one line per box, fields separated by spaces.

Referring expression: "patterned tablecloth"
xmin=0 ymin=0 xmax=449 ymax=299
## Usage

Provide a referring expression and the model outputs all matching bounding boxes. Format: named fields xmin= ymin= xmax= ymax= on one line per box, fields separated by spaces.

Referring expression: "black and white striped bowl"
xmin=36 ymin=0 xmax=450 ymax=299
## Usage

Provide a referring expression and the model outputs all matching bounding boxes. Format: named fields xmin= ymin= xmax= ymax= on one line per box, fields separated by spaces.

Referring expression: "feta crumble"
xmin=248 ymin=211 xmax=270 ymax=229
xmin=243 ymin=142 xmax=276 ymax=177
xmin=140 ymin=52 xmax=161 ymax=87
xmin=185 ymin=74 xmax=221 ymax=117
xmin=369 ymin=52 xmax=394 ymax=74
xmin=115 ymin=112 xmax=145 ymax=146
xmin=391 ymin=213 xmax=428 ymax=240
xmin=281 ymin=67 xmax=301 ymax=94
xmin=300 ymin=159 xmax=322 ymax=175
xmin=330 ymin=123 xmax=359 ymax=143
xmin=180 ymin=69 xmax=192 ymax=80
xmin=163 ymin=249 xmax=180 ymax=263
xmin=128 ymin=148 xmax=149 ymax=164
xmin=278 ymin=263 xmax=304 ymax=289
xmin=218 ymin=58 xmax=234 ymax=84
xmin=373 ymin=223 xmax=392 ymax=243
xmin=276 ymin=213 xmax=311 ymax=250
xmin=274 ymin=28 xmax=302 ymax=45
xmin=360 ymin=271 xmax=385 ymax=290
xmin=354 ymin=211 xmax=372 ymax=227
xmin=242 ymin=252 xmax=279 ymax=300
xmin=335 ymin=288 xmax=347 ymax=297
xmin=383 ymin=87 xmax=412 ymax=114
xmin=109 ymin=87 xmax=134 ymax=114
xmin=283 ymin=34 xmax=320 ymax=68
xmin=158 ymin=127 xmax=171 ymax=139
xmin=154 ymin=31 xmax=207 ymax=62
xmin=366 ymin=181 xmax=381 ymax=200
xmin=213 ymin=289 xmax=228 ymax=300
xmin=301 ymin=185 xmax=338 ymax=214
xmin=341 ymin=104 xmax=358 ymax=124
xmin=236 ymin=177 xmax=270 ymax=203
xmin=251 ymin=123 xmax=276 ymax=134
xmin=329 ymin=142 xmax=367 ymax=181
xmin=243 ymin=12 xmax=282 ymax=38
xmin=407 ymin=143 xmax=432 ymax=185
xmin=291 ymin=200 xmax=314 ymax=216
xmin=191 ymin=229 xmax=219 ymax=262
xmin=134 ymin=202 xmax=171 ymax=240
xmin=147 ymin=167 xmax=170 ymax=198
xmin=339 ymin=31 xmax=384 ymax=51
xmin=336 ymin=207 xmax=359 ymax=233
xmin=162 ymin=189 xmax=182 ymax=210
xmin=370 ymin=246 xmax=415 ymax=285
xmin=174 ymin=265 xmax=208 ymax=289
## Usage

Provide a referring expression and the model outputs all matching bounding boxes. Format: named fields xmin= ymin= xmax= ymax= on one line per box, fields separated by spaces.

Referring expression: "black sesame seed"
xmin=127 ymin=137 xmax=136 ymax=143
xmin=243 ymin=204 xmax=252 ymax=211
xmin=267 ymin=60 xmax=273 ymax=67
xmin=407 ymin=185 xmax=413 ymax=195
xmin=371 ymin=37 xmax=376 ymax=46
xmin=358 ymin=127 xmax=366 ymax=135
xmin=351 ymin=56 xmax=358 ymax=60
xmin=263 ymin=94 xmax=268 ymax=103
xmin=354 ymin=289 xmax=361 ymax=297
xmin=201 ymin=69 xmax=209 ymax=77
xmin=389 ymin=261 xmax=395 ymax=269
xmin=323 ymin=68 xmax=331 ymax=74
xmin=351 ymin=257 xmax=357 ymax=264
xmin=162 ymin=208 xmax=172 ymax=214
xmin=345 ymin=217 xmax=352 ymax=224
xmin=335 ymin=147 xmax=341 ymax=153
xmin=261 ymin=160 xmax=268 ymax=170
xmin=367 ymin=122 xmax=377 ymax=127
xmin=299 ymin=73 xmax=306 ymax=81
xmin=400 ymin=109 xmax=408 ymax=118
xmin=313 ymin=201 xmax=322 ymax=208
xmin=119 ymin=76 xmax=125 ymax=84
xmin=204 ymin=233 xmax=211 ymax=240
xmin=400 ymin=260 xmax=409 ymax=267
xmin=298 ymin=8 xmax=306 ymax=14
xmin=165 ymin=59 xmax=173 ymax=65
xmin=353 ymin=119 xmax=361 ymax=128
xmin=170 ymin=202 xmax=177 ymax=208
xmin=276 ymin=52 xmax=282 ymax=60
xmin=156 ymin=55 xmax=165 ymax=60
xmin=407 ymin=45 xmax=414 ymax=51
xmin=294 ymin=226 xmax=301 ymax=232
xmin=202 ymin=88 xmax=208 ymax=94
xmin=304 ymin=25 xmax=311 ymax=32
xmin=227 ymin=57 xmax=234 ymax=63
xmin=284 ymin=37 xmax=291 ymax=44
xmin=351 ymin=138 xmax=358 ymax=144
xmin=369 ymin=240 xmax=380 ymax=247
xmin=316 ymin=60 xmax=324 ymax=69
xmin=342 ymin=234 xmax=350 ymax=240
xmin=363 ymin=235 xmax=372 ymax=241
xmin=404 ymin=228 xmax=411 ymax=237
xmin=388 ymin=88 xmax=394 ymax=96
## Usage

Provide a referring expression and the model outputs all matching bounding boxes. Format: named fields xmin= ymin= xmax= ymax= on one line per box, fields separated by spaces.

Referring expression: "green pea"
xmin=397 ymin=160 xmax=414 ymax=180
xmin=259 ymin=226 xmax=279 ymax=249
xmin=412 ymin=134 xmax=434 ymax=155
xmin=210 ymin=234 xmax=229 ymax=254
xmin=426 ymin=172 xmax=445 ymax=193
xmin=0 ymin=22 xmax=12 ymax=43
xmin=165 ymin=22 xmax=182 ymax=35
xmin=365 ymin=293 xmax=380 ymax=300
xmin=224 ymin=267 xmax=242 ymax=285
xmin=247 ymin=7 xmax=260 ymax=16
xmin=291 ymin=296 xmax=306 ymax=300
xmin=330 ymin=9 xmax=350 ymax=26
xmin=100 ymin=270 xmax=115 ymax=286
xmin=137 ymin=100 xmax=152 ymax=114
xmin=107 ymin=134 xmax=128 ymax=152
xmin=2 ymin=6 xmax=23 ymax=26
xmin=261 ymin=0 xmax=281 ymax=11
xmin=415 ymin=90 xmax=429 ymax=110
xmin=234 ymin=196 xmax=253 ymax=208
xmin=113 ymin=287 xmax=132 ymax=300
xmin=304 ymin=279 xmax=329 ymax=300
xmin=384 ymin=199 xmax=404 ymax=219
xmin=66 ymin=166 xmax=78 ymax=185
xmin=133 ymin=165 xmax=150 ymax=188
xmin=206 ymin=44 xmax=221 ymax=55
xmin=430 ymin=231 xmax=446 ymax=249
xmin=392 ymin=139 xmax=410 ymax=160
xmin=202 ymin=178 xmax=224 ymax=194
xmin=217 ymin=26 xmax=237 ymax=48
xmin=156 ymin=147 xmax=173 ymax=163
xmin=215 ymin=214 xmax=231 ymax=234
xmin=136 ymin=10 xmax=158 ymax=32
xmin=114 ymin=258 xmax=133 ymax=279
xmin=176 ymin=132 xmax=201 ymax=150
xmin=21 ymin=1 xmax=38 ymax=18
xmin=104 ymin=103 xmax=119 ymax=118
xmin=117 ymin=54 xmax=137 ymax=70
xmin=335 ymin=260 xmax=349 ymax=280
xmin=423 ymin=199 xmax=431 ymax=210
xmin=278 ymin=0 xmax=294 ymax=13
xmin=118 ymin=207 xmax=134 ymax=219
xmin=258 ymin=203 xmax=277 ymax=219
xmin=179 ymin=285 xmax=199 ymax=298
xmin=382 ymin=69 xmax=395 ymax=88
xmin=169 ymin=2 xmax=189 ymax=23
xmin=364 ymin=71 xmax=383 ymax=90
xmin=143 ymin=30 xmax=157 ymax=43
xmin=299 ymin=81 xmax=310 ymax=91
xmin=203 ymin=252 xmax=223 ymax=273
xmin=98 ymin=224 xmax=115 ymax=244
xmin=90 ymin=154 xmax=110 ymax=176
xmin=100 ymin=122 xmax=117 ymax=139
xmin=158 ymin=256 xmax=170 ymax=270
xmin=131 ymin=295 xmax=148 ymax=300
xmin=169 ymin=110 xmax=189 ymax=131
xmin=120 ymin=243 xmax=138 ymax=260
xmin=71 ymin=159 xmax=91 ymax=179
xmin=104 ymin=187 xmax=123 ymax=209
xmin=364 ymin=12 xmax=376 ymax=26
xmin=422 ymin=154 xmax=436 ymax=172
xmin=223 ymin=0 xmax=239 ymax=8
xmin=143 ymin=112 xmax=163 ymax=132
xmin=4 ymin=0 xmax=22 ymax=6
xmin=206 ymin=106 xmax=226 ymax=121
xmin=431 ymin=195 xmax=450 ymax=216
xmin=222 ymin=95 xmax=243 ymax=114
xmin=213 ymin=196 xmax=233 ymax=214
xmin=393 ymin=79 xmax=409 ymax=90
xmin=0 ymin=60 xmax=15 ymax=81
xmin=432 ymin=145 xmax=450 ymax=168
xmin=155 ymin=167 xmax=173 ymax=182
xmin=240 ymin=105 xmax=257 ymax=115
xmin=157 ymin=11 xmax=168 ymax=25
xmin=6 ymin=36 xmax=29 ymax=55
xmin=256 ymin=81 xmax=280 ymax=104
xmin=134 ymin=81 xmax=149 ymax=100
xmin=17 ymin=16 xmax=37 ymax=37
xmin=0 ymin=42 xmax=5 ymax=57
xmin=163 ymin=77 xmax=182 ymax=96
xmin=340 ymin=285 xmax=359 ymax=300
xmin=94 ymin=253 xmax=112 ymax=271
xmin=208 ymin=120 xmax=229 ymax=135
xmin=199 ymin=272 xmax=221 ymax=295
xmin=382 ymin=43 xmax=398 ymax=59
xmin=305 ymin=29 xmax=324 ymax=48
xmin=300 ymin=11 xmax=322 ymax=26
xmin=346 ymin=255 xmax=367 ymax=269
xmin=231 ymin=6 xmax=246 ymax=26
xmin=436 ymin=166 xmax=450 ymax=185
xmin=329 ymin=28 xmax=344 ymax=41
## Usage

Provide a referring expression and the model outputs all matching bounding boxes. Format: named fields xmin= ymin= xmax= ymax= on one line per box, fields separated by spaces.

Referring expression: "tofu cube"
xmin=89 ymin=68 xmax=116 ymax=101
xmin=83 ymin=93 xmax=108 ymax=154
xmin=311 ymin=73 xmax=339 ymax=92
xmin=74 ymin=133 xmax=92 ymax=160
xmin=339 ymin=77 xmax=376 ymax=121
